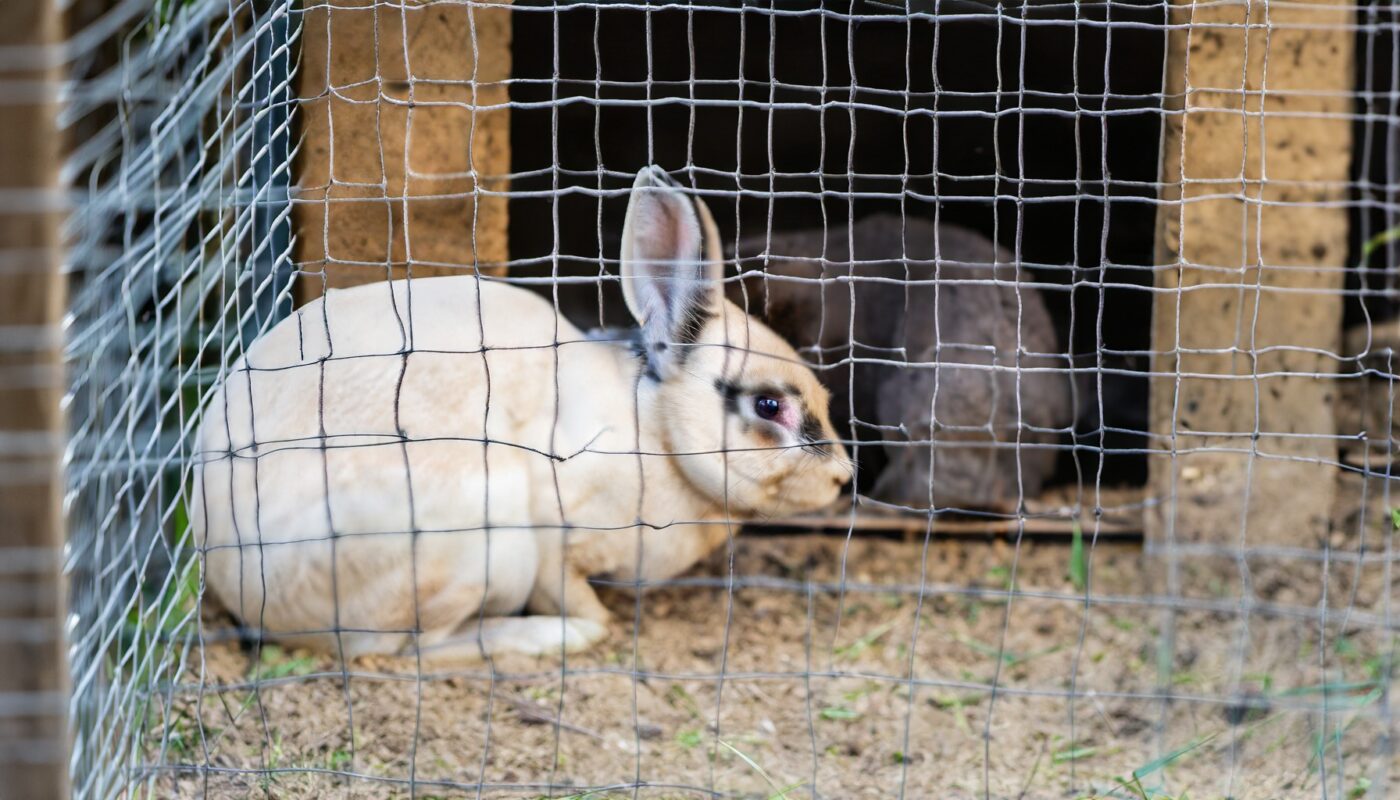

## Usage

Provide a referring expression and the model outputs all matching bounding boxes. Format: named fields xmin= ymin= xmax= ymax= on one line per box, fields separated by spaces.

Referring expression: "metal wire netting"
xmin=62 ymin=0 xmax=296 ymax=795
xmin=48 ymin=1 xmax=1400 ymax=798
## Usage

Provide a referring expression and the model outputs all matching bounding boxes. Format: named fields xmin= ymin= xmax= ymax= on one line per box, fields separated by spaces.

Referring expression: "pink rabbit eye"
xmin=754 ymin=395 xmax=782 ymax=421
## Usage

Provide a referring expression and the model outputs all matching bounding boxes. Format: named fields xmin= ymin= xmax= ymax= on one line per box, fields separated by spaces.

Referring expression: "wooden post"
xmin=0 ymin=0 xmax=69 ymax=796
xmin=1150 ymin=2 xmax=1354 ymax=584
xmin=295 ymin=0 xmax=512 ymax=301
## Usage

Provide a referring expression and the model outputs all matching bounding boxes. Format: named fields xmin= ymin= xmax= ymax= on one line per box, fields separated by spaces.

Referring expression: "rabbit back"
xmin=194 ymin=277 xmax=594 ymax=653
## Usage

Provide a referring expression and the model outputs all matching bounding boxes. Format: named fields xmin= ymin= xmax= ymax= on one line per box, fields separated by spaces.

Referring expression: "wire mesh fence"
xmin=30 ymin=0 xmax=1400 ymax=798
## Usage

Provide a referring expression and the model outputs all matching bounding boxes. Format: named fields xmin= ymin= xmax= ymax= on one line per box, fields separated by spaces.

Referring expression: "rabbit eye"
xmin=754 ymin=396 xmax=782 ymax=421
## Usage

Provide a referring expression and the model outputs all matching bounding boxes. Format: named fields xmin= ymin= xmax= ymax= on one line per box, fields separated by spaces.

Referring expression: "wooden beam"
xmin=295 ymin=0 xmax=512 ymax=302
xmin=1149 ymin=2 xmax=1354 ymax=572
xmin=748 ymin=487 xmax=1145 ymax=541
xmin=0 ymin=0 xmax=69 ymax=796
xmin=747 ymin=513 xmax=1142 ymax=540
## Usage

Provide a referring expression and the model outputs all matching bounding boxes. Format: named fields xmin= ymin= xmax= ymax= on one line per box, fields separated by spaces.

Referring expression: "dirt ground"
xmin=139 ymin=520 xmax=1398 ymax=800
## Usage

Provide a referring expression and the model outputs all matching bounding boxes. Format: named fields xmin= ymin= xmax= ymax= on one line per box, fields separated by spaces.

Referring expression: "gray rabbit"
xmin=729 ymin=214 xmax=1071 ymax=511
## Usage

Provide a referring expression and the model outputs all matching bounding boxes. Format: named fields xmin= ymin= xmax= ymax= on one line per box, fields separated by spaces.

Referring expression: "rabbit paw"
xmin=415 ymin=616 xmax=610 ymax=662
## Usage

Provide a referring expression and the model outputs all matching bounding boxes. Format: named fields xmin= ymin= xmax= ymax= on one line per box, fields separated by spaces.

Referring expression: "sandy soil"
xmin=142 ymin=531 xmax=1396 ymax=800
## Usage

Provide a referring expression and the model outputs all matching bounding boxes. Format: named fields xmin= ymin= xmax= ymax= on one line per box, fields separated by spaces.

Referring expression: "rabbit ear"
xmin=620 ymin=166 xmax=723 ymax=379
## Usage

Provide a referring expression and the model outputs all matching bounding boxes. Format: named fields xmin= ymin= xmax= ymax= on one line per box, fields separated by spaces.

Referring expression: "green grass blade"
xmin=834 ymin=619 xmax=898 ymax=660
xmin=1069 ymin=522 xmax=1087 ymax=592
xmin=1132 ymin=731 xmax=1219 ymax=781
xmin=1052 ymin=745 xmax=1097 ymax=764
xmin=1361 ymin=227 xmax=1400 ymax=264
xmin=717 ymin=738 xmax=789 ymax=798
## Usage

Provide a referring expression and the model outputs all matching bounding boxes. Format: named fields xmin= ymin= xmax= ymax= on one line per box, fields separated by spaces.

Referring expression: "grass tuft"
xmin=1069 ymin=522 xmax=1088 ymax=591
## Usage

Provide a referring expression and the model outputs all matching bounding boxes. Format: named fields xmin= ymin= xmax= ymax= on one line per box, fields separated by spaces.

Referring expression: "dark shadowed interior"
xmin=509 ymin=1 xmax=1174 ymax=494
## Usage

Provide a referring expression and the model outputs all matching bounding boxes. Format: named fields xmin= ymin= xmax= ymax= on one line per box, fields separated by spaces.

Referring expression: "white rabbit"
xmin=192 ymin=166 xmax=851 ymax=661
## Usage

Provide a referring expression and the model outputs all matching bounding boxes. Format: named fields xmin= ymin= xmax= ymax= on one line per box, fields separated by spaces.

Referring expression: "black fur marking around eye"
xmin=747 ymin=382 xmax=786 ymax=400
xmin=714 ymin=378 xmax=742 ymax=415
xmin=800 ymin=412 xmax=830 ymax=453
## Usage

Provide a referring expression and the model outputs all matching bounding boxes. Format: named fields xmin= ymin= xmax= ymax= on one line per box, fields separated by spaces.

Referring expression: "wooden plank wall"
xmin=1150 ymin=1 xmax=1354 ymax=592
xmin=294 ymin=0 xmax=512 ymax=302
xmin=0 ymin=0 xmax=69 ymax=796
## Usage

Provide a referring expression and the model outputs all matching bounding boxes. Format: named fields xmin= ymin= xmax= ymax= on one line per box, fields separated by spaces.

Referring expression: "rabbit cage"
xmin=3 ymin=0 xmax=1400 ymax=798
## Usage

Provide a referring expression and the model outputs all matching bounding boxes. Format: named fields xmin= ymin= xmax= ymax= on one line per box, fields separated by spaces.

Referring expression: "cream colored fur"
xmin=193 ymin=167 xmax=850 ymax=661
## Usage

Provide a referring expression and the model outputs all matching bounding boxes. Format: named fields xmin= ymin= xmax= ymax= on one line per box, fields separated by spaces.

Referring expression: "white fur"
xmin=192 ymin=166 xmax=849 ymax=661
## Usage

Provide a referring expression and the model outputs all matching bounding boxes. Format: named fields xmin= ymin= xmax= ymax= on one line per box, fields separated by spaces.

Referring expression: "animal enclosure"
xmin=3 ymin=0 xmax=1399 ymax=798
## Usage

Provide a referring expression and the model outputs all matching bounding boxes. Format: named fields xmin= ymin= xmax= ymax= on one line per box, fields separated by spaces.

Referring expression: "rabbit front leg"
xmin=526 ymin=535 xmax=614 ymax=626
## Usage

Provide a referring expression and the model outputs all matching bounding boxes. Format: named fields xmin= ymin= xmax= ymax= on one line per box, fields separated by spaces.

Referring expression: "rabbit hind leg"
xmin=299 ymin=581 xmax=490 ymax=662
